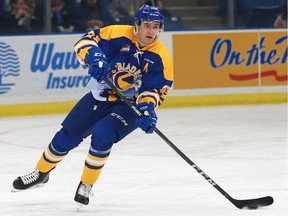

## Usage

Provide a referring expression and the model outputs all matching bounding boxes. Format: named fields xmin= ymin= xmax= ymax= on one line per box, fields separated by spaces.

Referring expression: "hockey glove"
xmin=135 ymin=102 xmax=157 ymax=134
xmin=86 ymin=46 xmax=109 ymax=82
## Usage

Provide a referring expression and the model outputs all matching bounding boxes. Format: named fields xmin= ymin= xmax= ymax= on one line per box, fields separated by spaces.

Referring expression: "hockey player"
xmin=12 ymin=4 xmax=173 ymax=207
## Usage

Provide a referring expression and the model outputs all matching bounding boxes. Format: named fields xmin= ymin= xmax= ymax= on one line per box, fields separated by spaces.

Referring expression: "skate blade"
xmin=11 ymin=183 xmax=46 ymax=192
xmin=76 ymin=203 xmax=84 ymax=212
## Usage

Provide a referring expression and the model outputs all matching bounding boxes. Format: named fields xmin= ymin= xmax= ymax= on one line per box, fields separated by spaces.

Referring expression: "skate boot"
xmin=12 ymin=169 xmax=49 ymax=192
xmin=74 ymin=181 xmax=94 ymax=206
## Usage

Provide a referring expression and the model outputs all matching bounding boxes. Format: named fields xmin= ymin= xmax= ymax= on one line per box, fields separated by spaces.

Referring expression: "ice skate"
xmin=11 ymin=169 xmax=49 ymax=192
xmin=74 ymin=181 xmax=94 ymax=209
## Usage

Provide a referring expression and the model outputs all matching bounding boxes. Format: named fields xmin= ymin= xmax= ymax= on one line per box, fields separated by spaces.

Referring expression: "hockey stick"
xmin=105 ymin=78 xmax=274 ymax=209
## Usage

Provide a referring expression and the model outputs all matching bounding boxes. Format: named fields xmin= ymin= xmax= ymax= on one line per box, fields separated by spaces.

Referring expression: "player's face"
xmin=137 ymin=20 xmax=161 ymax=46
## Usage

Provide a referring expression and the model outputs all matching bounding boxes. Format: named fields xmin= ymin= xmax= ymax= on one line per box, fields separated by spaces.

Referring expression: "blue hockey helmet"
xmin=134 ymin=5 xmax=164 ymax=27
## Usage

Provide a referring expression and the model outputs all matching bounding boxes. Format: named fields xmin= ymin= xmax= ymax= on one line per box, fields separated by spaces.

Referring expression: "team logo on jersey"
xmin=0 ymin=42 xmax=20 ymax=94
xmin=112 ymin=62 xmax=143 ymax=91
xmin=120 ymin=45 xmax=130 ymax=52
xmin=113 ymin=71 xmax=135 ymax=91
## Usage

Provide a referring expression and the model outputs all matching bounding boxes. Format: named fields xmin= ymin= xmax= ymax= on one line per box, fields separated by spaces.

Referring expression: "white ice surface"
xmin=0 ymin=104 xmax=287 ymax=216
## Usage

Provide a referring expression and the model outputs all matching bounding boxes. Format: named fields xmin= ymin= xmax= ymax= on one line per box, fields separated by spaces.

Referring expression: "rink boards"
xmin=0 ymin=29 xmax=287 ymax=116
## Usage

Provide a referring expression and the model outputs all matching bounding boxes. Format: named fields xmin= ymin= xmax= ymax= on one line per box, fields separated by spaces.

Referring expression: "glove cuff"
xmin=136 ymin=91 xmax=159 ymax=109
xmin=85 ymin=46 xmax=106 ymax=67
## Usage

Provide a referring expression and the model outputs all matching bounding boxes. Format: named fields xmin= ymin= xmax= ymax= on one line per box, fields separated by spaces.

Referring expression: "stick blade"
xmin=233 ymin=196 xmax=274 ymax=209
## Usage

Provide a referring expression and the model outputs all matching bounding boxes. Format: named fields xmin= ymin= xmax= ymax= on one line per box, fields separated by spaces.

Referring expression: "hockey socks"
xmin=36 ymin=143 xmax=68 ymax=173
xmin=80 ymin=147 xmax=111 ymax=185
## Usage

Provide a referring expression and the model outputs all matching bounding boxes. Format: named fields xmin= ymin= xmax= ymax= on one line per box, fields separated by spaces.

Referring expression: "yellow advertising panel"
xmin=173 ymin=31 xmax=288 ymax=89
xmin=259 ymin=31 xmax=288 ymax=86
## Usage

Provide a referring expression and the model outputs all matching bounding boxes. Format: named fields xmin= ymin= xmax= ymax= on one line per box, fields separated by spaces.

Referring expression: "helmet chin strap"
xmin=133 ymin=23 xmax=163 ymax=48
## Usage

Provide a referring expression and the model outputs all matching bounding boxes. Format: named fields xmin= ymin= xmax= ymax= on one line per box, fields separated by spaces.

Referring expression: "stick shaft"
xmin=104 ymin=78 xmax=273 ymax=209
xmin=104 ymin=79 xmax=233 ymax=198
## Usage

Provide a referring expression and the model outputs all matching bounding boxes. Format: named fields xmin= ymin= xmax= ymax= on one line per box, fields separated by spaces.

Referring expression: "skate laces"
xmin=20 ymin=169 xmax=40 ymax=185
xmin=78 ymin=183 xmax=94 ymax=198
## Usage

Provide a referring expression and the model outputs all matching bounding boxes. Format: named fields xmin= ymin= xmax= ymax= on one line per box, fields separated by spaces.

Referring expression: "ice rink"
xmin=0 ymin=104 xmax=287 ymax=216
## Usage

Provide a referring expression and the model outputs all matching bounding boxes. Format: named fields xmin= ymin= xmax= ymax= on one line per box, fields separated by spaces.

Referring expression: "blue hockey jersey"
xmin=74 ymin=25 xmax=173 ymax=108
